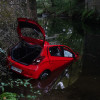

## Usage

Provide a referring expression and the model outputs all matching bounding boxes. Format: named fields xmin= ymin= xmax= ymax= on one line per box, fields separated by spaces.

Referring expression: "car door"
xmin=59 ymin=46 xmax=74 ymax=65
xmin=48 ymin=45 xmax=74 ymax=71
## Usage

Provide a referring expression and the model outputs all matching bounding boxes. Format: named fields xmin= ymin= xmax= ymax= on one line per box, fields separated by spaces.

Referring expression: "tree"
xmin=27 ymin=0 xmax=37 ymax=21
xmin=50 ymin=0 xmax=55 ymax=7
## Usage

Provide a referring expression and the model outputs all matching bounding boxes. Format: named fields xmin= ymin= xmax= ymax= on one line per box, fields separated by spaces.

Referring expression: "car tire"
xmin=39 ymin=70 xmax=50 ymax=80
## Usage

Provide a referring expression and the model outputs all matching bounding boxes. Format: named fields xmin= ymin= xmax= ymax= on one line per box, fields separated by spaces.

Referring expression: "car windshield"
xmin=21 ymin=27 xmax=43 ymax=39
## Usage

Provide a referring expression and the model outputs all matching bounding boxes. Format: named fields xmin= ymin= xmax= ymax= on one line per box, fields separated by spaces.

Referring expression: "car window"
xmin=64 ymin=50 xmax=73 ymax=57
xmin=21 ymin=28 xmax=43 ymax=39
xmin=59 ymin=46 xmax=73 ymax=57
xmin=19 ymin=22 xmax=43 ymax=40
xmin=49 ymin=46 xmax=61 ymax=56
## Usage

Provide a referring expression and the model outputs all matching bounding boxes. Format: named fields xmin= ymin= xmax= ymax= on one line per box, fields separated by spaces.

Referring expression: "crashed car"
xmin=7 ymin=18 xmax=79 ymax=79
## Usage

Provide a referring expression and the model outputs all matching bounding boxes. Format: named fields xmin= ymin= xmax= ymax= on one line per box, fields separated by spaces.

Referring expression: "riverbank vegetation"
xmin=37 ymin=0 xmax=100 ymax=23
xmin=0 ymin=0 xmax=100 ymax=24
xmin=37 ymin=0 xmax=84 ymax=17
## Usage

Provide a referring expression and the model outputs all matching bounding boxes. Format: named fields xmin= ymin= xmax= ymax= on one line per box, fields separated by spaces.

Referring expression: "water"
xmin=0 ymin=17 xmax=100 ymax=100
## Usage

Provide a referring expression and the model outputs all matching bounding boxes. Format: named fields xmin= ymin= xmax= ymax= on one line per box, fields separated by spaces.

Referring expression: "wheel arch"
xmin=39 ymin=69 xmax=51 ymax=79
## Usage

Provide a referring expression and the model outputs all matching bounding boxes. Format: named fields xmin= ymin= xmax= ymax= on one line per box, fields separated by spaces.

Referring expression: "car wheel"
xmin=40 ymin=70 xmax=50 ymax=80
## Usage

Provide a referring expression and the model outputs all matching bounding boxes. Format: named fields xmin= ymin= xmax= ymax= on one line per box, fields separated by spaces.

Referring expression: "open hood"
xmin=17 ymin=18 xmax=45 ymax=46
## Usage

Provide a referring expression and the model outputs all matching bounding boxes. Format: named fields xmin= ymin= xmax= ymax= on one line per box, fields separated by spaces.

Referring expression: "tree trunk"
xmin=27 ymin=0 xmax=37 ymax=21
xmin=50 ymin=0 xmax=55 ymax=7
xmin=82 ymin=26 xmax=100 ymax=76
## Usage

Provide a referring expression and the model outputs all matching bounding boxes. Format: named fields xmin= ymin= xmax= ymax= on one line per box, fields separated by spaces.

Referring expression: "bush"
xmin=0 ymin=92 xmax=17 ymax=100
xmin=81 ymin=9 xmax=96 ymax=21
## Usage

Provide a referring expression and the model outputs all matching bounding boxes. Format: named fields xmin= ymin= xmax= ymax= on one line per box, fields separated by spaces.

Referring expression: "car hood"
xmin=17 ymin=18 xmax=45 ymax=46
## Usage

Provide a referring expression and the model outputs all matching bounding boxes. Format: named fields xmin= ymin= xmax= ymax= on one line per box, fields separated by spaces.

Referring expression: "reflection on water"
xmin=0 ymin=17 xmax=83 ymax=99
xmin=40 ymin=21 xmax=100 ymax=100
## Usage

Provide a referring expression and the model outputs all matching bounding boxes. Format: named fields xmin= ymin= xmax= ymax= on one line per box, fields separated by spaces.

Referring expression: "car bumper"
xmin=7 ymin=56 xmax=39 ymax=79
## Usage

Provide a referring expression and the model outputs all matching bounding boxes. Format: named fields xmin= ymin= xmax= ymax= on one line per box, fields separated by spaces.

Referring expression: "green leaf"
xmin=0 ymin=92 xmax=17 ymax=100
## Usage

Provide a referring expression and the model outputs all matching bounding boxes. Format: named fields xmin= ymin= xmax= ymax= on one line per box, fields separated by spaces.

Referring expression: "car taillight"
xmin=32 ymin=56 xmax=45 ymax=65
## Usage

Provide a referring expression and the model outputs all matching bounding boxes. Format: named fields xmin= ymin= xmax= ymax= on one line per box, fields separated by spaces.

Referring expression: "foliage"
xmin=38 ymin=17 xmax=83 ymax=54
xmin=0 ymin=78 xmax=41 ymax=99
xmin=37 ymin=0 xmax=83 ymax=17
xmin=37 ymin=0 xmax=100 ymax=22
xmin=81 ymin=9 xmax=96 ymax=21
xmin=0 ymin=92 xmax=17 ymax=100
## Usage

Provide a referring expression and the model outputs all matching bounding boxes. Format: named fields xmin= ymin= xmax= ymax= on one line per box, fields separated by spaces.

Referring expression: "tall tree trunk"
xmin=50 ymin=0 xmax=55 ymax=7
xmin=27 ymin=0 xmax=37 ymax=21
xmin=82 ymin=26 xmax=100 ymax=75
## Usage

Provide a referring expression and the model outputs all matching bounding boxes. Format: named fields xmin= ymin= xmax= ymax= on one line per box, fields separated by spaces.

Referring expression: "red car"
xmin=7 ymin=18 xmax=79 ymax=80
